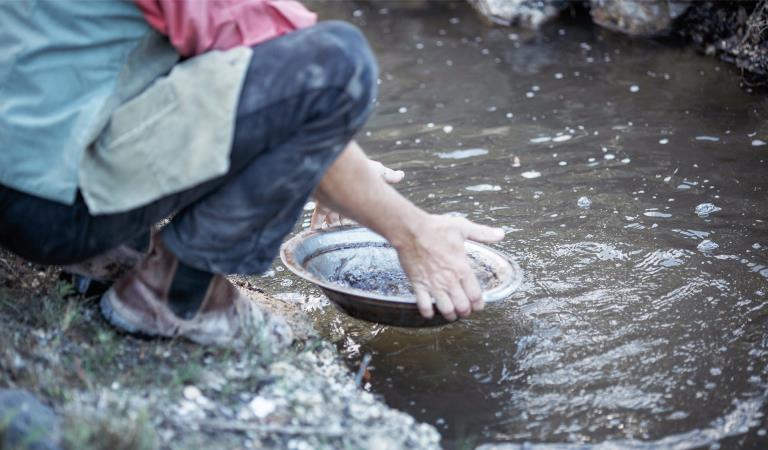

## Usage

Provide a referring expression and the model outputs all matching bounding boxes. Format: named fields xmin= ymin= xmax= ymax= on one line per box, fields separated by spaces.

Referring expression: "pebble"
xmin=577 ymin=196 xmax=591 ymax=209
xmin=183 ymin=386 xmax=202 ymax=401
xmin=248 ymin=397 xmax=276 ymax=419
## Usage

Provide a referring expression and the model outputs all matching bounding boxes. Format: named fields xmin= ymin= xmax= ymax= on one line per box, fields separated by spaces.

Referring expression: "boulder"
xmin=0 ymin=389 xmax=61 ymax=450
xmin=468 ymin=0 xmax=568 ymax=29
xmin=589 ymin=0 xmax=690 ymax=36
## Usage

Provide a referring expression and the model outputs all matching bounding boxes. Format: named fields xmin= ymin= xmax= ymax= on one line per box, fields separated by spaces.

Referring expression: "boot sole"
xmin=100 ymin=289 xmax=230 ymax=346
xmin=100 ymin=289 xmax=160 ymax=337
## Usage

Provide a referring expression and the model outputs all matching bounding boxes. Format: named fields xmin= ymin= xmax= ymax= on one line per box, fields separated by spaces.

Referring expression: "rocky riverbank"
xmin=0 ymin=252 xmax=441 ymax=450
xmin=469 ymin=0 xmax=768 ymax=82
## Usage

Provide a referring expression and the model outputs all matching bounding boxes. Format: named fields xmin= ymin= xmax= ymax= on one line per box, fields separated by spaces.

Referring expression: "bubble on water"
xmin=659 ymin=138 xmax=669 ymax=145
xmin=427 ymin=122 xmax=435 ymax=128
xmin=554 ymin=72 xmax=563 ymax=79
xmin=303 ymin=201 xmax=316 ymax=211
xmin=443 ymin=125 xmax=454 ymax=133
xmin=521 ymin=170 xmax=541 ymax=179
xmin=436 ymin=148 xmax=488 ymax=159
xmin=669 ymin=411 xmax=689 ymax=420
xmin=710 ymin=367 xmax=723 ymax=376
xmin=506 ymin=112 xmax=514 ymax=118
xmin=752 ymin=139 xmax=766 ymax=146
xmin=629 ymin=85 xmax=640 ymax=93
xmin=644 ymin=211 xmax=672 ymax=218
xmin=415 ymin=42 xmax=424 ymax=50
xmin=559 ymin=161 xmax=567 ymax=166
xmin=677 ymin=184 xmax=691 ymax=190
xmin=526 ymin=92 xmax=535 ymax=98
xmin=552 ymin=134 xmax=572 ymax=143
xmin=577 ymin=196 xmax=591 ymax=209
xmin=352 ymin=9 xmax=363 ymax=17
xmin=695 ymin=203 xmax=722 ymax=217
xmin=530 ymin=136 xmax=551 ymax=143
xmin=532 ymin=85 xmax=540 ymax=92
xmin=696 ymin=136 xmax=720 ymax=142
xmin=398 ymin=106 xmax=408 ymax=114
xmin=604 ymin=153 xmax=615 ymax=160
xmin=512 ymin=156 xmax=521 ymax=167
xmin=753 ymin=243 xmax=762 ymax=249
xmin=698 ymin=240 xmax=719 ymax=252
xmin=465 ymin=184 xmax=501 ymax=192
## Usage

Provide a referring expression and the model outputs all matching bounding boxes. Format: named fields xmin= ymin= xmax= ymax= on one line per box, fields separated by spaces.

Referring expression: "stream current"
xmin=258 ymin=2 xmax=768 ymax=448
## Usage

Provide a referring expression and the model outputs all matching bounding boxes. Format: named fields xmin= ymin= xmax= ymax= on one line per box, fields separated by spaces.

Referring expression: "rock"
xmin=468 ymin=0 xmax=568 ymax=29
xmin=678 ymin=1 xmax=768 ymax=78
xmin=590 ymin=0 xmax=690 ymax=36
xmin=0 ymin=389 xmax=61 ymax=450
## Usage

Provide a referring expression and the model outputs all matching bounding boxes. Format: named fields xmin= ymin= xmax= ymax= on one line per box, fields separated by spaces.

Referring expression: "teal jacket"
xmin=0 ymin=0 xmax=177 ymax=205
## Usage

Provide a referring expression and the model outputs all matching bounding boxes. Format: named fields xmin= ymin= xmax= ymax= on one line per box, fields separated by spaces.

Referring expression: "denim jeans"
xmin=0 ymin=21 xmax=377 ymax=275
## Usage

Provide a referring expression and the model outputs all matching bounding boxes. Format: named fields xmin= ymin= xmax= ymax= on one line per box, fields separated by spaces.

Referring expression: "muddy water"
xmin=258 ymin=2 xmax=768 ymax=448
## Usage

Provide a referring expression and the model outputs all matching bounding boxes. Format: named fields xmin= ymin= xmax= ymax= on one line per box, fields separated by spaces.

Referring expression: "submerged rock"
xmin=468 ymin=0 xmax=568 ymax=28
xmin=589 ymin=0 xmax=690 ymax=36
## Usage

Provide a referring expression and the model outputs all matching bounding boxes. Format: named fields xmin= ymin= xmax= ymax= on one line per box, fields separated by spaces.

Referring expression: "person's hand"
xmin=392 ymin=215 xmax=505 ymax=321
xmin=311 ymin=159 xmax=404 ymax=229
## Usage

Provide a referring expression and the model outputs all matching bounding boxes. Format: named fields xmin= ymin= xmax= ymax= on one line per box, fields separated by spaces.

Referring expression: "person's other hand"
xmin=311 ymin=159 xmax=404 ymax=229
xmin=392 ymin=215 xmax=505 ymax=321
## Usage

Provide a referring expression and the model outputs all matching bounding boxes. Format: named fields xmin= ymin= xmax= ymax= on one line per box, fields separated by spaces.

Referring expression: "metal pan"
xmin=280 ymin=225 xmax=522 ymax=327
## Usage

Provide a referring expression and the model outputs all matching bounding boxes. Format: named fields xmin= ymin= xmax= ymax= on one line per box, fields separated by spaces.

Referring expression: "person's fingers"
xmin=326 ymin=212 xmax=342 ymax=227
xmin=461 ymin=220 xmax=505 ymax=243
xmin=434 ymin=290 xmax=457 ymax=322
xmin=383 ymin=168 xmax=405 ymax=184
xmin=369 ymin=159 xmax=405 ymax=184
xmin=310 ymin=208 xmax=327 ymax=230
xmin=414 ymin=285 xmax=434 ymax=319
xmin=448 ymin=279 xmax=472 ymax=318
xmin=461 ymin=268 xmax=484 ymax=312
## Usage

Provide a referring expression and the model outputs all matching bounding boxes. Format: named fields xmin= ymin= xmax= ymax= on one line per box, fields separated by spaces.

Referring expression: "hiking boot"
xmin=62 ymin=232 xmax=150 ymax=295
xmin=99 ymin=235 xmax=293 ymax=347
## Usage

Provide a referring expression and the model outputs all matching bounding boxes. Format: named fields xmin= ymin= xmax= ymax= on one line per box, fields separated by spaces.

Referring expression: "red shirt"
xmin=135 ymin=0 xmax=317 ymax=57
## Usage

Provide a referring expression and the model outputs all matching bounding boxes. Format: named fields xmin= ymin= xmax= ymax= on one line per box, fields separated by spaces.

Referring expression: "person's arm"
xmin=135 ymin=0 xmax=316 ymax=56
xmin=313 ymin=141 xmax=505 ymax=321
xmin=311 ymin=156 xmax=404 ymax=229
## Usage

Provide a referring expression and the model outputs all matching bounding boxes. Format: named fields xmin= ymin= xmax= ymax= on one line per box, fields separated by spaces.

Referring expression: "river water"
xmin=258 ymin=2 xmax=768 ymax=449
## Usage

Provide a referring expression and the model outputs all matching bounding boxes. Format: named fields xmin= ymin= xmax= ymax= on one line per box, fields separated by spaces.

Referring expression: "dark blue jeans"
xmin=0 ymin=21 xmax=377 ymax=275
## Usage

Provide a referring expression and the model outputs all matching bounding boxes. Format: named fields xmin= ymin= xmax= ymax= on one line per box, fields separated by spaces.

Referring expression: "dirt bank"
xmin=0 ymin=251 xmax=441 ymax=450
